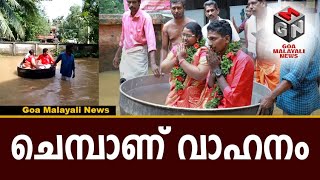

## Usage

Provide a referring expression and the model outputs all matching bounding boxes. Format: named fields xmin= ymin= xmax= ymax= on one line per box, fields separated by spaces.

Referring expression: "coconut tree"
xmin=82 ymin=0 xmax=98 ymax=43
xmin=0 ymin=0 xmax=38 ymax=40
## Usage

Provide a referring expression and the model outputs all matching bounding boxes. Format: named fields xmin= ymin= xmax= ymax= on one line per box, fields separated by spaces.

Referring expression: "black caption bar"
xmin=0 ymin=106 xmax=116 ymax=115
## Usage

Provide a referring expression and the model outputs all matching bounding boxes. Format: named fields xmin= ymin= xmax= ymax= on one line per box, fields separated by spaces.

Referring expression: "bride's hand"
xmin=177 ymin=44 xmax=187 ymax=60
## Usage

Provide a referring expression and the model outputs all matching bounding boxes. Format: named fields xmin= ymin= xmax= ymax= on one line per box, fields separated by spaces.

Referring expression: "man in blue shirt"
xmin=54 ymin=44 xmax=75 ymax=80
xmin=258 ymin=33 xmax=320 ymax=115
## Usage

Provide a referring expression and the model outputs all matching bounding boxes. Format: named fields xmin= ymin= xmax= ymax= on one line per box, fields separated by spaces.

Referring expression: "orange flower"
xmin=177 ymin=89 xmax=184 ymax=95
xmin=226 ymin=52 xmax=234 ymax=59
xmin=176 ymin=76 xmax=184 ymax=82
xmin=193 ymin=43 xmax=200 ymax=49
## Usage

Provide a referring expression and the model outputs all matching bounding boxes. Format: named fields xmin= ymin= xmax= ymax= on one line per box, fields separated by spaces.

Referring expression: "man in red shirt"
xmin=37 ymin=48 xmax=55 ymax=65
xmin=202 ymin=20 xmax=254 ymax=108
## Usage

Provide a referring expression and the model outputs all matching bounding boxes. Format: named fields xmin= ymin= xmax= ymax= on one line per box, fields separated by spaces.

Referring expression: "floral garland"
xmin=205 ymin=41 xmax=241 ymax=109
xmin=171 ymin=38 xmax=206 ymax=95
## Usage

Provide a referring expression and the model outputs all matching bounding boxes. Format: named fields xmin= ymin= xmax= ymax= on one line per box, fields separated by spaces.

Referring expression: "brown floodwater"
xmin=100 ymin=70 xmax=320 ymax=116
xmin=0 ymin=55 xmax=98 ymax=106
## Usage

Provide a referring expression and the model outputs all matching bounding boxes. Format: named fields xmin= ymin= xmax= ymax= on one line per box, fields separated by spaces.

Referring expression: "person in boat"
xmin=199 ymin=20 xmax=254 ymax=109
xmin=54 ymin=44 xmax=75 ymax=80
xmin=160 ymin=22 xmax=210 ymax=108
xmin=23 ymin=49 xmax=33 ymax=62
xmin=36 ymin=48 xmax=55 ymax=68
xmin=22 ymin=49 xmax=37 ymax=69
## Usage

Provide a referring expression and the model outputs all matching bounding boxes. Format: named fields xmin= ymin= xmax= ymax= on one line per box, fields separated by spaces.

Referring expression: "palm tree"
xmin=0 ymin=0 xmax=37 ymax=41
xmin=82 ymin=0 xmax=98 ymax=43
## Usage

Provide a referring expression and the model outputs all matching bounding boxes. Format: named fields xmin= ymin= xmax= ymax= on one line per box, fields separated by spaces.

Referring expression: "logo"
xmin=274 ymin=6 xmax=305 ymax=42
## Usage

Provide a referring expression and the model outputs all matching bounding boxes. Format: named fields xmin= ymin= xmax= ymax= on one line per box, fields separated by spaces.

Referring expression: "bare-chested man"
xmin=160 ymin=0 xmax=194 ymax=63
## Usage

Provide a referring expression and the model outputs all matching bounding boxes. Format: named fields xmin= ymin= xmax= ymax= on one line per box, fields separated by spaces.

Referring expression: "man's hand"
xmin=72 ymin=73 xmax=75 ymax=78
xmin=151 ymin=63 xmax=160 ymax=78
xmin=257 ymin=94 xmax=275 ymax=115
xmin=206 ymin=49 xmax=221 ymax=70
xmin=113 ymin=56 xmax=120 ymax=68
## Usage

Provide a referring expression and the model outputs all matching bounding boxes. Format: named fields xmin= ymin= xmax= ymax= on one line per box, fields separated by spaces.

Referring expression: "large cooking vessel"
xmin=17 ymin=65 xmax=55 ymax=79
xmin=120 ymin=74 xmax=273 ymax=115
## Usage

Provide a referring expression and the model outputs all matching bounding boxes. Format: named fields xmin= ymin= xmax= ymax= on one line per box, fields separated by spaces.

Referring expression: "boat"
xmin=120 ymin=74 xmax=273 ymax=115
xmin=17 ymin=64 xmax=56 ymax=79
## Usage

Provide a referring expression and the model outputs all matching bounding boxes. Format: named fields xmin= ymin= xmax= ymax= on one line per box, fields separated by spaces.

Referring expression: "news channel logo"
xmin=274 ymin=6 xmax=305 ymax=42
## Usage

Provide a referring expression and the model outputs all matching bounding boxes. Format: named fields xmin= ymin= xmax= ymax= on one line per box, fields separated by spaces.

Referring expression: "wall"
xmin=99 ymin=13 xmax=171 ymax=72
xmin=185 ymin=9 xmax=205 ymax=27
xmin=0 ymin=43 xmax=97 ymax=57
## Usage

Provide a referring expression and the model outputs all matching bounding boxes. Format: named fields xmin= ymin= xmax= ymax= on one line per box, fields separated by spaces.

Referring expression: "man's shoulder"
xmin=236 ymin=50 xmax=254 ymax=64
xmin=59 ymin=52 xmax=66 ymax=56
xmin=246 ymin=15 xmax=255 ymax=23
xmin=202 ymin=22 xmax=209 ymax=30
xmin=163 ymin=19 xmax=174 ymax=27
xmin=122 ymin=11 xmax=130 ymax=19
xmin=139 ymin=10 xmax=152 ymax=19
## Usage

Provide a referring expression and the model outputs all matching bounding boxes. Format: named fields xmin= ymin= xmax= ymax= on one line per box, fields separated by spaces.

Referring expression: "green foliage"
xmin=50 ymin=47 xmax=98 ymax=58
xmin=50 ymin=47 xmax=64 ymax=57
xmin=74 ymin=50 xmax=99 ymax=58
xmin=99 ymin=0 xmax=124 ymax=14
xmin=82 ymin=0 xmax=98 ymax=44
xmin=60 ymin=5 xmax=84 ymax=42
xmin=55 ymin=0 xmax=98 ymax=44
xmin=24 ymin=11 xmax=50 ymax=41
xmin=0 ymin=0 xmax=40 ymax=41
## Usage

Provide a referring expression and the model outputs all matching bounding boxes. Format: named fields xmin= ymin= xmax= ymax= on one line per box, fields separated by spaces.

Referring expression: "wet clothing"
xmin=22 ymin=55 xmax=36 ymax=69
xmin=37 ymin=54 xmax=55 ymax=65
xmin=55 ymin=52 xmax=75 ymax=78
xmin=120 ymin=46 xmax=148 ymax=80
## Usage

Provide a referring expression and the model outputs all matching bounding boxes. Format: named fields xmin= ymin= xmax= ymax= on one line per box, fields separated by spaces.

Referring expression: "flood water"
xmin=0 ymin=55 xmax=98 ymax=106
xmin=100 ymin=70 xmax=320 ymax=115
xmin=99 ymin=70 xmax=120 ymax=114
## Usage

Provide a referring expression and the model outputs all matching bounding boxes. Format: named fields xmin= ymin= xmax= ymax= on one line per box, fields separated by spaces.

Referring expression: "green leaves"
xmin=220 ymin=41 xmax=241 ymax=75
xmin=99 ymin=0 xmax=124 ymax=14
xmin=0 ymin=0 xmax=40 ymax=40
xmin=171 ymin=67 xmax=185 ymax=77
xmin=221 ymin=57 xmax=233 ymax=75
